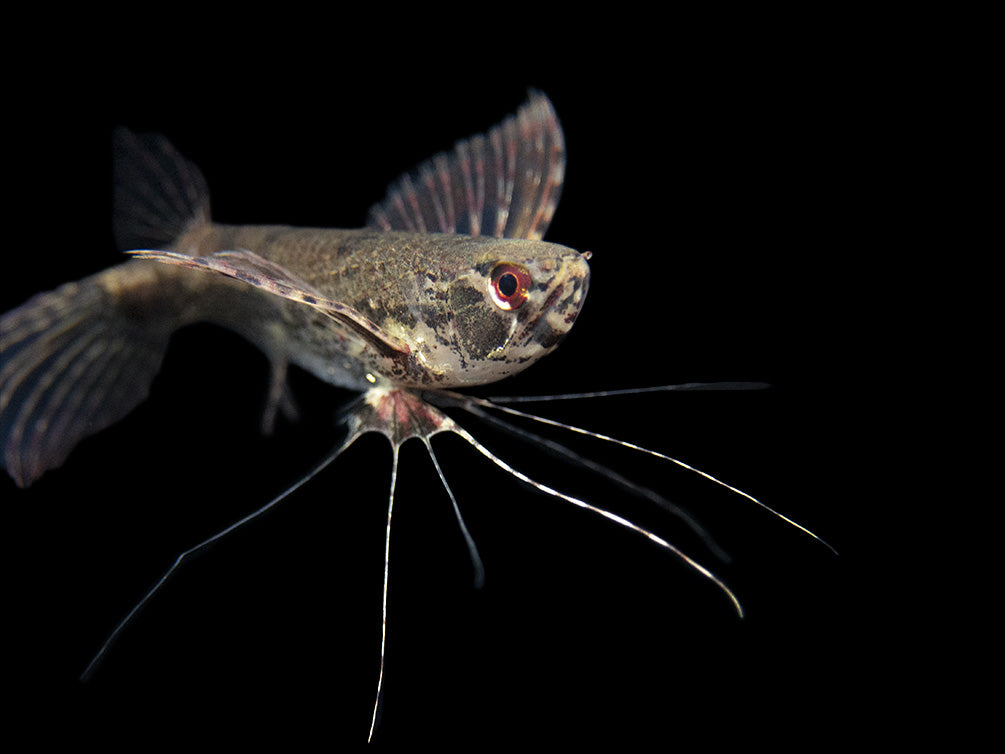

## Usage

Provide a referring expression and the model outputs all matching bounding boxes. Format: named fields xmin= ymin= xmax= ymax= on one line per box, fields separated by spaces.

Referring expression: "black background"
xmin=5 ymin=14 xmax=881 ymax=749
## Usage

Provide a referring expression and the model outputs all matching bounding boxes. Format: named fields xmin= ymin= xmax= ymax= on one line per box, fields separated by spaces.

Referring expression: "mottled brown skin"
xmin=172 ymin=224 xmax=590 ymax=390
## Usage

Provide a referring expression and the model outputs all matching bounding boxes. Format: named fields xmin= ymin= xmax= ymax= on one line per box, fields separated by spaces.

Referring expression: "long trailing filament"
xmin=81 ymin=384 xmax=835 ymax=743
xmin=458 ymin=391 xmax=837 ymax=556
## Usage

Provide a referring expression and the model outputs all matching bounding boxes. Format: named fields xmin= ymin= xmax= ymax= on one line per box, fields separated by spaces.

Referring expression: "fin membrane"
xmin=0 ymin=267 xmax=175 ymax=486
xmin=367 ymin=91 xmax=565 ymax=241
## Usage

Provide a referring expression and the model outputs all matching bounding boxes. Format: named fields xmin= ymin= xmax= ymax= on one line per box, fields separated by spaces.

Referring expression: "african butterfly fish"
xmin=0 ymin=92 xmax=833 ymax=740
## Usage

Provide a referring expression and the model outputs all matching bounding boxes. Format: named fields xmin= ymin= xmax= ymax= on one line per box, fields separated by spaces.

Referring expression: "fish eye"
xmin=489 ymin=262 xmax=532 ymax=311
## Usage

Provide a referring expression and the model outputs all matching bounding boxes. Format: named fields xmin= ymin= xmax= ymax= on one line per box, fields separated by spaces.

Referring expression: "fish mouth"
xmin=523 ymin=251 xmax=591 ymax=351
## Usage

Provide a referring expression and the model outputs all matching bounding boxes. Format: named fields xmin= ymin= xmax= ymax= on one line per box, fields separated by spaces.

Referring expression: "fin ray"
xmin=1 ymin=271 xmax=174 ymax=486
xmin=127 ymin=249 xmax=411 ymax=357
xmin=367 ymin=91 xmax=564 ymax=240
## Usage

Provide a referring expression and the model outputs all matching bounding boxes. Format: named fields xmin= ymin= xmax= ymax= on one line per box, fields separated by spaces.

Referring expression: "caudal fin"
xmin=1 ymin=129 xmax=213 ymax=487
xmin=0 ymin=266 xmax=177 ymax=486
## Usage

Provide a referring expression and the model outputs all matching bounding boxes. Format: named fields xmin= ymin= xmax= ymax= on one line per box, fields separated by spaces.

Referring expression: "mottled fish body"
xmin=168 ymin=224 xmax=589 ymax=389
xmin=0 ymin=92 xmax=831 ymax=742
xmin=1 ymin=93 xmax=585 ymax=486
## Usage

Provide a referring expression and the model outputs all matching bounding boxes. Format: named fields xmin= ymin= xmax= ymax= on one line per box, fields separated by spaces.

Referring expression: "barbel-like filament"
xmin=80 ymin=386 xmax=835 ymax=743
xmin=462 ymin=392 xmax=837 ymax=555
xmin=78 ymin=436 xmax=359 ymax=683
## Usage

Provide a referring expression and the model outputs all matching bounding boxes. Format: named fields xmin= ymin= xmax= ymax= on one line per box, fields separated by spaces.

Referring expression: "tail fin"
xmin=1 ymin=129 xmax=211 ymax=486
xmin=1 ymin=266 xmax=176 ymax=486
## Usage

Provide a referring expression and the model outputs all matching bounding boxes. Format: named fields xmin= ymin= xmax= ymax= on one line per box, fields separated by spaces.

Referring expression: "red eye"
xmin=489 ymin=263 xmax=532 ymax=310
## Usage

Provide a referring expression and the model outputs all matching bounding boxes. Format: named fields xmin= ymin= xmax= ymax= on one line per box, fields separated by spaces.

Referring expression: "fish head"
xmin=384 ymin=235 xmax=590 ymax=388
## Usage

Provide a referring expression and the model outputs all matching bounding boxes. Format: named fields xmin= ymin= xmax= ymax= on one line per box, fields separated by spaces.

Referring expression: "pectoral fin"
xmin=128 ymin=249 xmax=410 ymax=357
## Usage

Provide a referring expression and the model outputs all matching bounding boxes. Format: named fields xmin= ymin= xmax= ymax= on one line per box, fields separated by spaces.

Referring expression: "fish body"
xmin=0 ymin=93 xmax=595 ymax=738
xmin=0 ymin=92 xmax=833 ymax=743
xmin=166 ymin=224 xmax=588 ymax=389
xmin=1 ymin=93 xmax=587 ymax=485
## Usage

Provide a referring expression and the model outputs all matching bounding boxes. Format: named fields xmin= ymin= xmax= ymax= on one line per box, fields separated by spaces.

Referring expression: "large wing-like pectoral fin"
xmin=128 ymin=250 xmax=410 ymax=357
xmin=367 ymin=91 xmax=565 ymax=241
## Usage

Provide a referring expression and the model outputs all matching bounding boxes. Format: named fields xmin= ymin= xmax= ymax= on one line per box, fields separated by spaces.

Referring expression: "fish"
xmin=1 ymin=92 xmax=834 ymax=742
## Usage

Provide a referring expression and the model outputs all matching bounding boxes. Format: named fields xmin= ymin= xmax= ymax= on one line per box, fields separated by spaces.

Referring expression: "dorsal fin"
xmin=112 ymin=128 xmax=211 ymax=251
xmin=367 ymin=91 xmax=565 ymax=241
